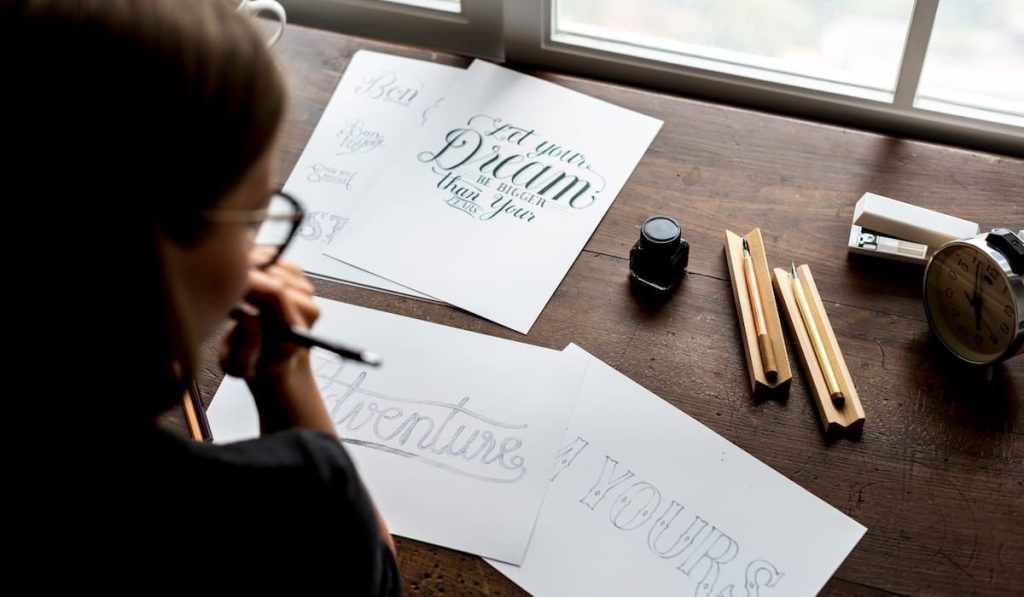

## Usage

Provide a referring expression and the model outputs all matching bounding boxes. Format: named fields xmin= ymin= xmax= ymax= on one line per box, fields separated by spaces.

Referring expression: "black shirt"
xmin=54 ymin=427 xmax=400 ymax=594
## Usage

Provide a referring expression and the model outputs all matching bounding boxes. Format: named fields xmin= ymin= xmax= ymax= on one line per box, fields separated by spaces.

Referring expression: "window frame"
xmin=281 ymin=0 xmax=503 ymax=59
xmin=282 ymin=0 xmax=1024 ymax=155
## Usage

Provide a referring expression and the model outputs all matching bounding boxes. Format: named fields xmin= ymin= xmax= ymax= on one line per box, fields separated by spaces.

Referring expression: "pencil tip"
xmin=791 ymin=261 xmax=797 ymax=277
xmin=742 ymin=238 xmax=750 ymax=253
xmin=362 ymin=352 xmax=383 ymax=367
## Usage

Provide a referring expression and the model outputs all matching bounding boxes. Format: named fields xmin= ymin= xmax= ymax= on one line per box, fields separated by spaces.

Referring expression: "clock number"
xmin=1001 ymin=322 xmax=1011 ymax=335
xmin=957 ymin=258 xmax=969 ymax=273
xmin=948 ymin=270 xmax=957 ymax=281
xmin=974 ymin=334 xmax=984 ymax=346
xmin=1006 ymin=305 xmax=1015 ymax=318
xmin=951 ymin=307 xmax=960 ymax=318
xmin=958 ymin=324 xmax=968 ymax=337
xmin=944 ymin=287 xmax=954 ymax=299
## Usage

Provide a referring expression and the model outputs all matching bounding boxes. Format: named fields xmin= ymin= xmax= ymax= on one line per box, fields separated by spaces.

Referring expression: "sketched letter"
xmin=417 ymin=128 xmax=483 ymax=170
xmin=742 ymin=560 xmax=783 ymax=597
xmin=648 ymin=503 xmax=709 ymax=559
xmin=609 ymin=481 xmax=662 ymax=531
xmin=677 ymin=529 xmax=739 ymax=597
xmin=549 ymin=436 xmax=589 ymax=482
xmin=580 ymin=456 xmax=634 ymax=510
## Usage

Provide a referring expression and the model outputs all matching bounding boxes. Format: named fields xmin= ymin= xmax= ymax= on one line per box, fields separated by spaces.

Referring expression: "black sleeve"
xmin=185 ymin=430 xmax=401 ymax=595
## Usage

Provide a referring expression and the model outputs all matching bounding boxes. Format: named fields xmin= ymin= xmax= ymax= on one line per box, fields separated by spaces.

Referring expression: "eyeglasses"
xmin=200 ymin=190 xmax=305 ymax=269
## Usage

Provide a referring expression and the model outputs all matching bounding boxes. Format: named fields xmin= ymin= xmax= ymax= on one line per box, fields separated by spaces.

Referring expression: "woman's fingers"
xmin=265 ymin=261 xmax=315 ymax=295
xmin=221 ymin=264 xmax=321 ymax=379
xmin=220 ymin=317 xmax=263 ymax=378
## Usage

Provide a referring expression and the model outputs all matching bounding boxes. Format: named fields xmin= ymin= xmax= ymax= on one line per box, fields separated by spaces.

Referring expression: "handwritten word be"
xmin=354 ymin=71 xmax=420 ymax=106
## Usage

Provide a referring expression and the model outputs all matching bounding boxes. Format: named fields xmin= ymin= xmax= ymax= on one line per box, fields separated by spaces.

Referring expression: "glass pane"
xmin=555 ymin=0 xmax=914 ymax=96
xmin=376 ymin=0 xmax=460 ymax=13
xmin=915 ymin=0 xmax=1024 ymax=126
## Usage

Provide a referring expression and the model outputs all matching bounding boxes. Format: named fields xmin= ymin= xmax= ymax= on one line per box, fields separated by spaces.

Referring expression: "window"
xmin=554 ymin=0 xmax=916 ymax=102
xmin=283 ymin=0 xmax=1024 ymax=154
xmin=915 ymin=0 xmax=1023 ymax=127
xmin=281 ymin=0 xmax=500 ymax=59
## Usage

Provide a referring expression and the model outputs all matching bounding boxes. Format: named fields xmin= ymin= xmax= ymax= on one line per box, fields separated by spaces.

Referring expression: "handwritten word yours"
xmin=553 ymin=437 xmax=785 ymax=597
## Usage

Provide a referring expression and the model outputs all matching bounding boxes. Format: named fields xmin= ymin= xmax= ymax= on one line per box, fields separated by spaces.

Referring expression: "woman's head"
xmin=7 ymin=0 xmax=287 ymax=418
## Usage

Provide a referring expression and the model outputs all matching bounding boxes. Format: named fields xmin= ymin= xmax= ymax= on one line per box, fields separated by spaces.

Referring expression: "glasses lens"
xmin=250 ymin=193 xmax=298 ymax=268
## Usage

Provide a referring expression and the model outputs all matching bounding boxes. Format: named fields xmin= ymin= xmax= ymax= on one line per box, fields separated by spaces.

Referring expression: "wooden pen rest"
xmin=724 ymin=229 xmax=791 ymax=396
xmin=773 ymin=265 xmax=864 ymax=434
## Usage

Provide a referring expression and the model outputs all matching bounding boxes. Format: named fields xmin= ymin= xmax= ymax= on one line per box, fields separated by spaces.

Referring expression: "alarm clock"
xmin=923 ymin=229 xmax=1024 ymax=366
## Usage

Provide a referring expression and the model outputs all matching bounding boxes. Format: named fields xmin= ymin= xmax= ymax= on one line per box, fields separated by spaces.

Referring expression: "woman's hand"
xmin=220 ymin=259 xmax=336 ymax=435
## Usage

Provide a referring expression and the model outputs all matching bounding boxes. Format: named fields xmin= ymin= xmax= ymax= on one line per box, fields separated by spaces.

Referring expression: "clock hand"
xmin=981 ymin=315 xmax=996 ymax=337
xmin=972 ymin=264 xmax=984 ymax=331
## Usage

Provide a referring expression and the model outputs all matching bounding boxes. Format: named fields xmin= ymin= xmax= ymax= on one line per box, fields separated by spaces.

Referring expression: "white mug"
xmin=235 ymin=0 xmax=287 ymax=47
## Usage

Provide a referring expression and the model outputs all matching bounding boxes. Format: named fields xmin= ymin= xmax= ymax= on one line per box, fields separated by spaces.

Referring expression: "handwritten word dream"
xmin=552 ymin=437 xmax=785 ymax=597
xmin=418 ymin=115 xmax=606 ymax=223
xmin=315 ymin=355 xmax=529 ymax=483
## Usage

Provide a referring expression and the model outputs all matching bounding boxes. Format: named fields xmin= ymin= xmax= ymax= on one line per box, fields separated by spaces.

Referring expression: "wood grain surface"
xmin=171 ymin=24 xmax=1023 ymax=596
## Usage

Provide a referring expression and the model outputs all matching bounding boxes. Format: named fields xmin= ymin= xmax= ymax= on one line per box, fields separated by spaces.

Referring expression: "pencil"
xmin=183 ymin=378 xmax=213 ymax=442
xmin=791 ymin=262 xmax=844 ymax=404
xmin=189 ymin=378 xmax=213 ymax=441
xmin=742 ymin=238 xmax=777 ymax=380
xmin=182 ymin=390 xmax=202 ymax=441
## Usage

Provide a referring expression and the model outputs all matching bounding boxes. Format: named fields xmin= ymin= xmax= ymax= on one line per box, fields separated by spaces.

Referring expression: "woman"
xmin=7 ymin=0 xmax=398 ymax=590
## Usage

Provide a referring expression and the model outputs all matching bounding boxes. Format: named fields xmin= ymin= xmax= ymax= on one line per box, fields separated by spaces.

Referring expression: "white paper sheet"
xmin=326 ymin=60 xmax=662 ymax=333
xmin=488 ymin=345 xmax=866 ymax=596
xmin=206 ymin=299 xmax=588 ymax=564
xmin=281 ymin=50 xmax=463 ymax=299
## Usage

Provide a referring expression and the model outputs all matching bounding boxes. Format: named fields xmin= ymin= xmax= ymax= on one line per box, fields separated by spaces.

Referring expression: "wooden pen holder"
xmin=724 ymin=229 xmax=791 ymax=396
xmin=773 ymin=265 xmax=864 ymax=434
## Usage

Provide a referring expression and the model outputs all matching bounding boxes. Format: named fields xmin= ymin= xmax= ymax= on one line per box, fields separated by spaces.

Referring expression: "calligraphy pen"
xmin=791 ymin=262 xmax=844 ymax=405
xmin=230 ymin=306 xmax=383 ymax=367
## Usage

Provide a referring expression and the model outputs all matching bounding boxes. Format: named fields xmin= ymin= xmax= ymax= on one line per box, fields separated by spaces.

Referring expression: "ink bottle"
xmin=629 ymin=215 xmax=688 ymax=293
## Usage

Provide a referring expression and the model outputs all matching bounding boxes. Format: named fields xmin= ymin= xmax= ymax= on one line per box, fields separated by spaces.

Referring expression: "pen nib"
xmin=791 ymin=261 xmax=798 ymax=279
xmin=742 ymin=238 xmax=750 ymax=255
xmin=361 ymin=351 xmax=383 ymax=367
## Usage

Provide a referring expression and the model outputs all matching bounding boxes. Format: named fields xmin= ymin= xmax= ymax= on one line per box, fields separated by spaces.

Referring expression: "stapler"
xmin=847 ymin=192 xmax=980 ymax=264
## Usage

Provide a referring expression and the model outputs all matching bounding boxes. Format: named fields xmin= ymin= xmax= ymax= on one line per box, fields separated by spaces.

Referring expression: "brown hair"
xmin=5 ymin=0 xmax=286 ymax=424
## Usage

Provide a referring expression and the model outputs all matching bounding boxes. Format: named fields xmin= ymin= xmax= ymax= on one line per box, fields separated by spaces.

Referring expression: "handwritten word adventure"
xmin=417 ymin=115 xmax=608 ymax=224
xmin=552 ymin=436 xmax=785 ymax=597
xmin=314 ymin=354 xmax=529 ymax=483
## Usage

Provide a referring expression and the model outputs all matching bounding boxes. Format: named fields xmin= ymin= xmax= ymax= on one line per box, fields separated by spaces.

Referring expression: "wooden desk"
xmin=192 ymin=25 xmax=1023 ymax=596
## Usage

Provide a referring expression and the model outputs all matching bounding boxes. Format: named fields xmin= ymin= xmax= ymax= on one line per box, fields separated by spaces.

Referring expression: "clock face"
xmin=925 ymin=243 xmax=1018 ymax=364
